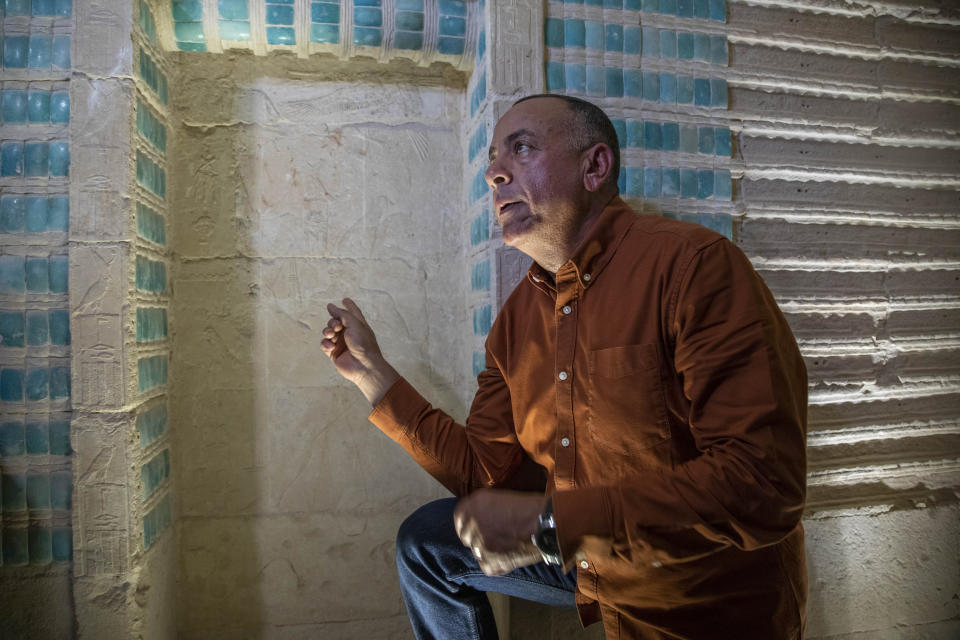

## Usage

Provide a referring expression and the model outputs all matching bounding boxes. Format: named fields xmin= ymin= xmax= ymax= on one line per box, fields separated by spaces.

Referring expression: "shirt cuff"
xmin=368 ymin=377 xmax=428 ymax=443
xmin=552 ymin=486 xmax=615 ymax=562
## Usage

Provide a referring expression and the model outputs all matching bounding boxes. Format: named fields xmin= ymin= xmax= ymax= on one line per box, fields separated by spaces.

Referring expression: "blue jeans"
xmin=396 ymin=497 xmax=579 ymax=640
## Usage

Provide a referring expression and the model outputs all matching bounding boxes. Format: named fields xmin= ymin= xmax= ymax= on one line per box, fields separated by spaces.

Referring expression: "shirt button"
xmin=560 ymin=437 xmax=570 ymax=447
xmin=561 ymin=305 xmax=572 ymax=315
xmin=580 ymin=560 xmax=589 ymax=569
xmin=582 ymin=273 xmax=591 ymax=282
xmin=558 ymin=371 xmax=568 ymax=381
xmin=652 ymin=561 xmax=663 ymax=568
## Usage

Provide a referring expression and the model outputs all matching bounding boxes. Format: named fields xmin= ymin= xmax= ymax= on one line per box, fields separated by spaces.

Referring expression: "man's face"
xmin=485 ymin=98 xmax=586 ymax=252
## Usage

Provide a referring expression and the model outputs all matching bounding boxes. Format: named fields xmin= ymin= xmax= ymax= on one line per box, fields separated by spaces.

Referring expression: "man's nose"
xmin=485 ymin=160 xmax=511 ymax=188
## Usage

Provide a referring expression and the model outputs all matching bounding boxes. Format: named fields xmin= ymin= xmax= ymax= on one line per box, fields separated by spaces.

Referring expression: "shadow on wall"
xmin=169 ymin=51 xmax=468 ymax=638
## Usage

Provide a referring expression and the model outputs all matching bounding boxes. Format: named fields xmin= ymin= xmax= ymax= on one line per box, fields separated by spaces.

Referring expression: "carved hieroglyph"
xmin=489 ymin=0 xmax=544 ymax=96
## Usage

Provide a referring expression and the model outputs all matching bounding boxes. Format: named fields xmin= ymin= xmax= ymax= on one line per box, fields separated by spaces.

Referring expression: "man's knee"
xmin=396 ymin=497 xmax=458 ymax=567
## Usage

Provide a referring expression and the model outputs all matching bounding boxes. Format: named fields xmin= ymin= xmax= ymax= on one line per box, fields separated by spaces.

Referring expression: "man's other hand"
xmin=454 ymin=489 xmax=546 ymax=576
xmin=322 ymin=298 xmax=399 ymax=405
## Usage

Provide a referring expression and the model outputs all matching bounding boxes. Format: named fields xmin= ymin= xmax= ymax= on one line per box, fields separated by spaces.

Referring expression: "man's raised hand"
xmin=322 ymin=298 xmax=399 ymax=405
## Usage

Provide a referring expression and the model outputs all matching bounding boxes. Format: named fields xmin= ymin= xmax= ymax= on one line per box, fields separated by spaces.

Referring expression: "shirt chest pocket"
xmin=585 ymin=343 xmax=671 ymax=458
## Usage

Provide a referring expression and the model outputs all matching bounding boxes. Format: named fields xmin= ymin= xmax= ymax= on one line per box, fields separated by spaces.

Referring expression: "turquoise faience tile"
xmin=26 ymin=473 xmax=50 ymax=508
xmin=659 ymin=30 xmax=676 ymax=58
xmin=694 ymin=33 xmax=709 ymax=61
xmin=394 ymin=30 xmax=422 ymax=49
xmin=624 ymin=26 xmax=641 ymax=54
xmin=623 ymin=69 xmax=642 ymax=97
xmin=353 ymin=27 xmax=382 ymax=46
xmin=586 ymin=65 xmax=603 ymax=96
xmin=697 ymin=169 xmax=714 ymax=198
xmin=643 ymin=121 xmax=661 ymax=149
xmin=49 ymin=142 xmax=69 ymax=176
xmin=694 ymin=78 xmax=710 ymax=106
xmin=51 ymin=35 xmax=69 ymax=67
xmin=676 ymin=0 xmax=693 ymax=16
xmin=625 ymin=167 xmax=642 ymax=197
xmin=641 ymin=27 xmax=658 ymax=57
xmin=5 ymin=0 xmax=31 ymax=15
xmin=584 ymin=21 xmax=603 ymax=50
xmin=3 ymin=527 xmax=29 ymax=566
xmin=711 ymin=78 xmax=728 ymax=107
xmin=28 ymin=35 xmax=51 ymax=69
xmin=3 ymin=90 xmax=28 ymax=123
xmin=52 ymin=528 xmax=72 ymax=562
xmin=0 ymin=421 xmax=24 ymax=456
xmin=659 ymin=73 xmax=676 ymax=103
xmin=661 ymin=168 xmax=680 ymax=196
xmin=624 ymin=0 xmax=642 ymax=8
xmin=680 ymin=168 xmax=698 ymax=198
xmin=642 ymin=0 xmax=658 ymax=11
xmin=219 ymin=20 xmax=251 ymax=40
xmin=710 ymin=0 xmax=725 ymax=20
xmin=47 ymin=196 xmax=68 ymax=230
xmin=178 ymin=41 xmax=207 ymax=51
xmin=1 ymin=195 xmax=26 ymax=231
xmin=437 ymin=36 xmax=464 ymax=55
xmin=438 ymin=0 xmax=466 ymax=15
xmin=266 ymin=27 xmax=294 ymax=44
xmin=25 ymin=257 xmax=48 ymax=292
xmin=29 ymin=527 xmax=52 ymax=565
xmin=604 ymin=0 xmax=622 ymax=7
xmin=54 ymin=0 xmax=70 ymax=16
xmin=174 ymin=22 xmax=205 ymax=42
xmin=643 ymin=168 xmax=661 ymax=198
xmin=715 ymin=127 xmax=731 ymax=156
xmin=0 ymin=256 xmax=25 ymax=293
xmin=677 ymin=75 xmax=694 ymax=103
xmin=355 ymin=0 xmax=381 ymax=5
xmin=714 ymin=169 xmax=732 ymax=200
xmin=642 ymin=72 xmax=659 ymax=101
xmin=4 ymin=36 xmax=29 ymax=68
xmin=353 ymin=6 xmax=381 ymax=25
xmin=27 ymin=91 xmax=51 ymax=123
xmin=0 ymin=368 xmax=23 ymax=401
xmin=472 ymin=351 xmax=485 ymax=377
xmin=565 ymin=64 xmax=586 ymax=95
xmin=49 ymin=255 xmax=67 ymax=293
xmin=617 ymin=168 xmax=626 ymax=195
xmin=439 ymin=16 xmax=466 ymax=37
xmin=660 ymin=0 xmax=677 ymax=13
xmin=626 ymin=120 xmax=642 ymax=147
xmin=48 ymin=309 xmax=69 ymax=345
xmin=0 ymin=312 xmax=24 ymax=347
xmin=585 ymin=0 xmax=603 ymax=6
xmin=677 ymin=32 xmax=694 ymax=59
xmin=48 ymin=423 xmax=70 ymax=456
xmin=469 ymin=209 xmax=489 ymax=246
xmin=604 ymin=24 xmax=623 ymax=51
xmin=679 ymin=125 xmax=698 ymax=153
xmin=311 ymin=23 xmax=339 ymax=43
xmin=471 ymin=260 xmax=490 ymax=292
xmin=662 ymin=123 xmax=679 ymax=151
xmin=564 ymin=19 xmax=585 ymax=48
xmin=546 ymin=61 xmax=565 ymax=91
xmin=710 ymin=35 xmax=727 ymax=64
xmin=694 ymin=0 xmax=710 ymax=19
xmin=397 ymin=11 xmax=424 ymax=31
xmin=473 ymin=305 xmax=491 ymax=335
xmin=24 ymin=142 xmax=49 ymax=177
xmin=138 ymin=355 xmax=168 ymax=392
xmin=698 ymin=126 xmax=715 ymax=154
xmin=2 ymin=473 xmax=27 ymax=510
xmin=50 ymin=471 xmax=71 ymax=507
xmin=397 ymin=0 xmax=423 ymax=8
xmin=25 ymin=197 xmax=45 ymax=232
xmin=266 ymin=4 xmax=294 ymax=25
xmin=1 ymin=142 xmax=23 ymax=177
xmin=545 ymin=17 xmax=563 ymax=47
xmin=218 ymin=0 xmax=248 ymax=19
xmin=137 ymin=404 xmax=168 ymax=447
xmin=611 ymin=119 xmax=626 ymax=148
xmin=26 ymin=310 xmax=47 ymax=345
xmin=311 ymin=2 xmax=338 ymax=23
xmin=25 ymin=420 xmax=47 ymax=454
xmin=173 ymin=0 xmax=203 ymax=21
xmin=605 ymin=68 xmax=623 ymax=97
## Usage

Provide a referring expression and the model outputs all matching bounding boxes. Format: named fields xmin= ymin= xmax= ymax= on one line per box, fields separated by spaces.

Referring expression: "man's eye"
xmin=515 ymin=142 xmax=530 ymax=154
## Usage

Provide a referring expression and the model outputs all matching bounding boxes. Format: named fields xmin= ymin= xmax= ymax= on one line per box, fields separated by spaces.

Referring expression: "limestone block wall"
xmin=167 ymin=51 xmax=467 ymax=638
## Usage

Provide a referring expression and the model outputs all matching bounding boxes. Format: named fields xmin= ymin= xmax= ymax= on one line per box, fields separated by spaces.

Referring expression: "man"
xmin=321 ymin=95 xmax=808 ymax=639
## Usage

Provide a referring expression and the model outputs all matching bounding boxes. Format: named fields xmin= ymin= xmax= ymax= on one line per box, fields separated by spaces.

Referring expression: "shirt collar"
xmin=527 ymin=196 xmax=636 ymax=292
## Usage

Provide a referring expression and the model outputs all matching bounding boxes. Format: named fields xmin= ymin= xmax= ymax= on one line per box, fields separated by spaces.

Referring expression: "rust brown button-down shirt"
xmin=370 ymin=198 xmax=808 ymax=639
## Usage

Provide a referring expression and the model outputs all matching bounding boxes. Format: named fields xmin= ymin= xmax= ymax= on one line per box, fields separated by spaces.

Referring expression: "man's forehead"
xmin=493 ymin=97 xmax=570 ymax=140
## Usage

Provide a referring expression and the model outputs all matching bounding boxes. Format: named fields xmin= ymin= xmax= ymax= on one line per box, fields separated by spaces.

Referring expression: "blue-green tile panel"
xmin=2 ymin=89 xmax=70 ymax=124
xmin=138 ymin=49 xmax=169 ymax=104
xmin=137 ymin=202 xmax=166 ymax=245
xmin=472 ymin=305 xmax=491 ymax=336
xmin=469 ymin=208 xmax=489 ymax=246
xmin=0 ymin=141 xmax=69 ymax=177
xmin=467 ymin=124 xmax=487 ymax=163
xmin=310 ymin=1 xmax=340 ymax=44
xmin=137 ymin=404 xmax=168 ymax=448
xmin=138 ymin=354 xmax=169 ymax=393
xmin=4 ymin=0 xmax=72 ymax=16
xmin=468 ymin=167 xmax=486 ymax=204
xmin=469 ymin=70 xmax=485 ymax=117
xmin=0 ymin=310 xmax=70 ymax=347
xmin=0 ymin=255 xmax=67 ymax=293
xmin=136 ymin=307 xmax=168 ymax=342
xmin=135 ymin=255 xmax=167 ymax=293
xmin=0 ymin=366 xmax=70 ymax=401
xmin=470 ymin=260 xmax=490 ymax=291
xmin=141 ymin=449 xmax=170 ymax=498
xmin=139 ymin=0 xmax=159 ymax=43
xmin=172 ymin=0 xmax=207 ymax=51
xmin=136 ymin=101 xmax=167 ymax=152
xmin=2 ymin=34 xmax=69 ymax=70
xmin=1 ymin=195 xmax=69 ymax=232
xmin=143 ymin=494 xmax=172 ymax=549
xmin=1 ymin=524 xmax=72 ymax=566
xmin=136 ymin=151 xmax=166 ymax=198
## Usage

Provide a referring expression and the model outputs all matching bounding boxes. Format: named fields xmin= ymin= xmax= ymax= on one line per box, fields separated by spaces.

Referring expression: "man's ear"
xmin=582 ymin=143 xmax=615 ymax=192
